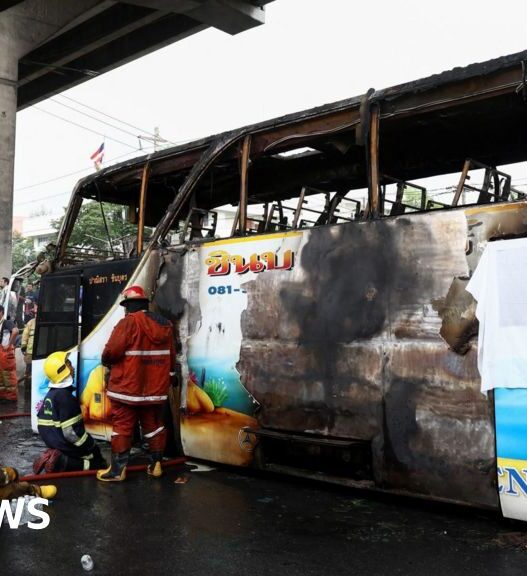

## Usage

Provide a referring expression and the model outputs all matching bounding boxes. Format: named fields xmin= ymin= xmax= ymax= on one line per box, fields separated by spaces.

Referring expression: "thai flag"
xmin=90 ymin=142 xmax=104 ymax=169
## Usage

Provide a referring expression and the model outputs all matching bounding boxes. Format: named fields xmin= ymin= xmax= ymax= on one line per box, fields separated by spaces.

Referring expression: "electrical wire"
xmin=55 ymin=93 xmax=177 ymax=145
xmin=20 ymin=59 xmax=99 ymax=78
xmin=33 ymin=106 xmax=138 ymax=150
xmin=16 ymin=166 xmax=99 ymax=193
xmin=14 ymin=147 xmax=156 ymax=196
xmin=19 ymin=97 xmax=195 ymax=199
xmin=14 ymin=191 xmax=70 ymax=206
xmin=49 ymin=98 xmax=141 ymax=140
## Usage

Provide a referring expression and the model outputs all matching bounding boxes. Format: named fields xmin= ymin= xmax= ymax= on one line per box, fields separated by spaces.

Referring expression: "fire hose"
xmin=20 ymin=457 xmax=187 ymax=482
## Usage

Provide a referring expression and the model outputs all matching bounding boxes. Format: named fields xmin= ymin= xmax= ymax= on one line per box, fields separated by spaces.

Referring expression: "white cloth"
xmin=1 ymin=288 xmax=18 ymax=318
xmin=0 ymin=320 xmax=9 ymax=347
xmin=49 ymin=375 xmax=74 ymax=389
xmin=467 ymin=238 xmax=527 ymax=393
xmin=8 ymin=291 xmax=17 ymax=317
xmin=0 ymin=286 xmax=7 ymax=309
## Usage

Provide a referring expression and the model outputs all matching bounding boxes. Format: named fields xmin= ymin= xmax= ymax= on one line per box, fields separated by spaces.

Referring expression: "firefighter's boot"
xmin=96 ymin=452 xmax=129 ymax=482
xmin=37 ymin=485 xmax=57 ymax=499
xmin=147 ymin=452 xmax=163 ymax=478
xmin=33 ymin=448 xmax=62 ymax=474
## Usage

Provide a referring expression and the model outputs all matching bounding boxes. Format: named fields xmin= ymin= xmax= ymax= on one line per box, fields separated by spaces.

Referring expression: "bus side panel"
xmin=235 ymin=209 xmax=498 ymax=507
xmin=380 ymin=211 xmax=495 ymax=507
xmin=160 ymin=233 xmax=303 ymax=467
xmin=495 ymin=388 xmax=527 ymax=521
xmin=383 ymin=343 xmax=493 ymax=506
xmin=155 ymin=210 xmax=496 ymax=506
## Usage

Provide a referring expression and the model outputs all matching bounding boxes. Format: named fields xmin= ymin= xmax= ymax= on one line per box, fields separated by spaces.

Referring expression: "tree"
xmin=402 ymin=186 xmax=425 ymax=209
xmin=51 ymin=201 xmax=137 ymax=253
xmin=11 ymin=232 xmax=37 ymax=273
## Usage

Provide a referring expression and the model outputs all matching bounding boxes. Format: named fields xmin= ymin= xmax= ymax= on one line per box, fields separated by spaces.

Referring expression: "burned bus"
xmin=28 ymin=49 xmax=527 ymax=521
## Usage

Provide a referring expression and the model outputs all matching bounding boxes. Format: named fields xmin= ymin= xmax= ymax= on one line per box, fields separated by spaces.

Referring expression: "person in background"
xmin=97 ymin=285 xmax=176 ymax=482
xmin=33 ymin=351 xmax=106 ymax=474
xmin=0 ymin=276 xmax=9 ymax=304
xmin=23 ymin=283 xmax=37 ymax=325
xmin=0 ymin=277 xmax=9 ymax=309
xmin=0 ymin=277 xmax=18 ymax=320
xmin=0 ymin=304 xmax=19 ymax=402
xmin=21 ymin=304 xmax=37 ymax=386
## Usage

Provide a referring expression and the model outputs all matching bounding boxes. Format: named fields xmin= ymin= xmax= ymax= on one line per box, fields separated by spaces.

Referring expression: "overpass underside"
xmin=0 ymin=0 xmax=273 ymax=276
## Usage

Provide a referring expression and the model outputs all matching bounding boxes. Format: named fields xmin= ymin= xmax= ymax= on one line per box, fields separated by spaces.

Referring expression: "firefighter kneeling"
xmin=33 ymin=352 xmax=106 ymax=474
xmin=97 ymin=285 xmax=176 ymax=482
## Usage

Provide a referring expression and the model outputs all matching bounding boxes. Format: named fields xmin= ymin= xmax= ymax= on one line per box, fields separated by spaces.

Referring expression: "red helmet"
xmin=120 ymin=285 xmax=149 ymax=306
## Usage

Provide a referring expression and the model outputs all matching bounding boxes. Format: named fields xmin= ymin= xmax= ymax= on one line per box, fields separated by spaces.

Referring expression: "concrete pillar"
xmin=0 ymin=19 xmax=19 ymax=278
xmin=0 ymin=0 xmax=103 ymax=277
xmin=0 ymin=0 xmax=266 ymax=277
xmin=0 ymin=81 xmax=16 ymax=278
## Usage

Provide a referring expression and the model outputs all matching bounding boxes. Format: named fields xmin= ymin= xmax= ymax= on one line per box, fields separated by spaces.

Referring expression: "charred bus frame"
xmin=28 ymin=49 xmax=527 ymax=516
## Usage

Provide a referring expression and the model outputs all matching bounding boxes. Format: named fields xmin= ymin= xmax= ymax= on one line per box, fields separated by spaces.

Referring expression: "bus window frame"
xmin=33 ymin=273 xmax=81 ymax=361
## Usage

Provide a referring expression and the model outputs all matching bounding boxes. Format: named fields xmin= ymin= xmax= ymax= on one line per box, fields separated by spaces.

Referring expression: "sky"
xmin=12 ymin=0 xmax=527 ymax=218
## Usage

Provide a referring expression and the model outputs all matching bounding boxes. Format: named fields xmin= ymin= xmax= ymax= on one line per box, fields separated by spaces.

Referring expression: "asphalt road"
xmin=2 ymin=383 xmax=527 ymax=576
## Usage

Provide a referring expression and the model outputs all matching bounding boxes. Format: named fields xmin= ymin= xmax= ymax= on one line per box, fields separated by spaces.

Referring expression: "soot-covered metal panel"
xmin=382 ymin=344 xmax=494 ymax=507
xmin=233 ymin=207 xmax=508 ymax=506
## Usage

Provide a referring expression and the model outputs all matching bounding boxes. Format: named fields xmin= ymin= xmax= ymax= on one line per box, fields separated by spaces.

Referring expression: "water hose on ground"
xmin=20 ymin=457 xmax=187 ymax=482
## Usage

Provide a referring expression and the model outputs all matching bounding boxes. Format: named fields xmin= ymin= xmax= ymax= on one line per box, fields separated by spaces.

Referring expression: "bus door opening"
xmin=31 ymin=273 xmax=82 ymax=430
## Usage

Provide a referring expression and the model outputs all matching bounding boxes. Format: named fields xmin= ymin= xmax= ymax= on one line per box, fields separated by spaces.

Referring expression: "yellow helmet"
xmin=44 ymin=351 xmax=71 ymax=384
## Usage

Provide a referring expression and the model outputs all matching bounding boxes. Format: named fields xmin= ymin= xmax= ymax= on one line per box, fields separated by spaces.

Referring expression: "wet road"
xmin=2 ymin=388 xmax=527 ymax=575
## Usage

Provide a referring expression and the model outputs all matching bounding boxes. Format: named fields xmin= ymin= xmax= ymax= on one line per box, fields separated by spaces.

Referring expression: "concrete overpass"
xmin=0 ymin=0 xmax=274 ymax=276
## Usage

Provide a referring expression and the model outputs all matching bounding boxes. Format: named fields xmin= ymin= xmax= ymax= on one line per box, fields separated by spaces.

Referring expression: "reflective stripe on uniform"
xmin=37 ymin=419 xmax=56 ymax=427
xmin=124 ymin=350 xmax=170 ymax=356
xmin=107 ymin=391 xmax=168 ymax=402
xmin=143 ymin=426 xmax=164 ymax=439
xmin=61 ymin=414 xmax=83 ymax=428
xmin=73 ymin=432 xmax=88 ymax=446
xmin=37 ymin=414 xmax=83 ymax=428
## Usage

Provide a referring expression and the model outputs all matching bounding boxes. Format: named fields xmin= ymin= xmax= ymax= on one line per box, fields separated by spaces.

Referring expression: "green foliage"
xmin=402 ymin=186 xmax=425 ymax=209
xmin=51 ymin=201 xmax=137 ymax=252
xmin=11 ymin=232 xmax=37 ymax=273
xmin=203 ymin=378 xmax=228 ymax=407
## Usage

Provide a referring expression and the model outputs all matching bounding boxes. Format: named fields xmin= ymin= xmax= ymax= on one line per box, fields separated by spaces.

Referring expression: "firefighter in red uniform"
xmin=97 ymin=285 xmax=176 ymax=482
xmin=0 ymin=304 xmax=18 ymax=402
